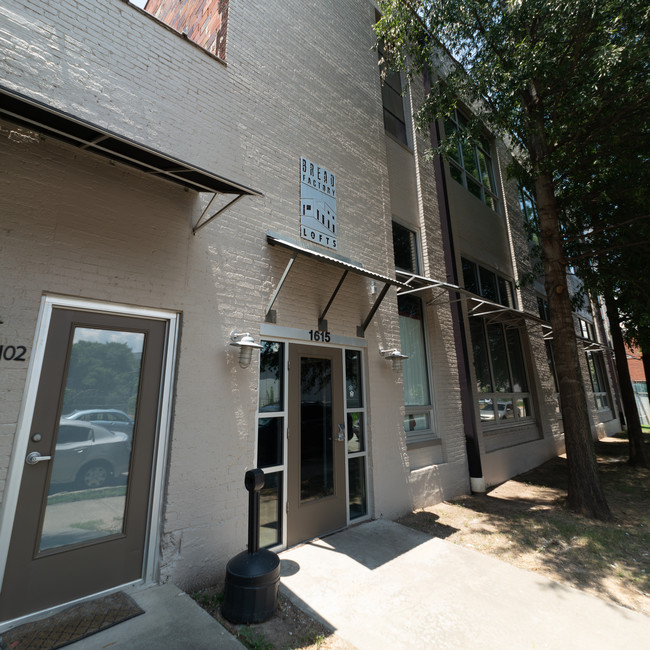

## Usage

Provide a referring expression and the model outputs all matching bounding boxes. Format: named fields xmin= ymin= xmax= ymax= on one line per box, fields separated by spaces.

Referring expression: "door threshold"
xmin=0 ymin=579 xmax=144 ymax=633
xmin=287 ymin=523 xmax=349 ymax=551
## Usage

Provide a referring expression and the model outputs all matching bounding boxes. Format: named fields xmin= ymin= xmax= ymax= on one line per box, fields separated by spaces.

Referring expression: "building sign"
xmin=300 ymin=157 xmax=337 ymax=250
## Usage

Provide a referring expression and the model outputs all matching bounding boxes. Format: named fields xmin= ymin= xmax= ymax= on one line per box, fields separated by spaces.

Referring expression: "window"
xmin=134 ymin=0 xmax=229 ymax=61
xmin=393 ymin=221 xmax=420 ymax=274
xmin=257 ymin=341 xmax=285 ymax=549
xmin=576 ymin=317 xmax=596 ymax=341
xmin=469 ymin=319 xmax=534 ymax=427
xmin=445 ymin=109 xmax=497 ymax=209
xmin=537 ymin=296 xmax=551 ymax=322
xmin=462 ymin=257 xmax=515 ymax=309
xmin=345 ymin=350 xmax=368 ymax=520
xmin=378 ymin=40 xmax=408 ymax=145
xmin=519 ymin=186 xmax=540 ymax=245
xmin=544 ymin=340 xmax=561 ymax=415
xmin=392 ymin=222 xmax=435 ymax=443
xmin=586 ymin=351 xmax=612 ymax=411
xmin=399 ymin=295 xmax=434 ymax=441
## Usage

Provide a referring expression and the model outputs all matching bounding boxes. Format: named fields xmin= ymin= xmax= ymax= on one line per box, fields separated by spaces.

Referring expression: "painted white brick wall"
xmin=2 ymin=0 xmax=611 ymax=594
xmin=0 ymin=0 xmax=473 ymax=592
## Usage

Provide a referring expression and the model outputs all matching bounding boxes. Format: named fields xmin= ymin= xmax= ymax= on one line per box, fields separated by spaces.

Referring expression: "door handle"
xmin=337 ymin=423 xmax=346 ymax=442
xmin=25 ymin=452 xmax=52 ymax=465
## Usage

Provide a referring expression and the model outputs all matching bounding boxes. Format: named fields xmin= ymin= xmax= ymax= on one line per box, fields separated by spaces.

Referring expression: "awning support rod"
xmin=358 ymin=282 xmax=391 ymax=337
xmin=193 ymin=193 xmax=245 ymax=234
xmin=318 ymin=270 xmax=348 ymax=329
xmin=265 ymin=253 xmax=298 ymax=322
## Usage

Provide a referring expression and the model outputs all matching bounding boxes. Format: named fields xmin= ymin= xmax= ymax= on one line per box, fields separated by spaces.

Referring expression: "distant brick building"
xmin=627 ymin=345 xmax=646 ymax=384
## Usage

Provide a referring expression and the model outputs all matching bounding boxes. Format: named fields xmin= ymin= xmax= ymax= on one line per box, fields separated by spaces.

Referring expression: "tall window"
xmin=345 ymin=350 xmax=368 ymax=520
xmin=462 ymin=257 xmax=515 ymax=309
xmin=393 ymin=221 xmax=420 ymax=273
xmin=537 ymin=296 xmax=551 ymax=322
xmin=378 ymin=41 xmax=408 ymax=145
xmin=576 ymin=317 xmax=596 ymax=341
xmin=392 ymin=222 xmax=435 ymax=443
xmin=445 ymin=109 xmax=497 ymax=209
xmin=586 ymin=351 xmax=612 ymax=411
xmin=469 ymin=319 xmax=533 ymax=427
xmin=519 ymin=186 xmax=540 ymax=245
xmin=257 ymin=341 xmax=285 ymax=549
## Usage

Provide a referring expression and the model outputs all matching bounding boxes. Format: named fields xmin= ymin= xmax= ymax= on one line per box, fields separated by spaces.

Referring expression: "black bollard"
xmin=221 ymin=469 xmax=280 ymax=624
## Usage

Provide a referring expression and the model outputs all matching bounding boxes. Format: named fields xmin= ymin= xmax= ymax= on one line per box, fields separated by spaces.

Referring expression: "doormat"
xmin=0 ymin=591 xmax=144 ymax=649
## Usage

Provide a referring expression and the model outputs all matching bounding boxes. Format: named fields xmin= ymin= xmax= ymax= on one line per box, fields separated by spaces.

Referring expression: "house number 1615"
xmin=308 ymin=330 xmax=331 ymax=343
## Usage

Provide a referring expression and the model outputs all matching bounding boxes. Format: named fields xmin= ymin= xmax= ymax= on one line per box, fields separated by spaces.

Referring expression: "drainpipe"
xmin=424 ymin=71 xmax=484 ymax=491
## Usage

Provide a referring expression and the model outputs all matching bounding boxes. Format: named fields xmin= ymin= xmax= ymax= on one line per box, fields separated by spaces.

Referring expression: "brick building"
xmin=0 ymin=0 xmax=620 ymax=625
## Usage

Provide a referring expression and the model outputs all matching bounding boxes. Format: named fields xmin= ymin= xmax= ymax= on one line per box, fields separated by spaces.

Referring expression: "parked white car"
xmin=51 ymin=419 xmax=131 ymax=489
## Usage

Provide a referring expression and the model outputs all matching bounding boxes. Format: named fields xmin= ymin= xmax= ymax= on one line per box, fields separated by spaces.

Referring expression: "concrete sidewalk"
xmin=67 ymin=583 xmax=244 ymax=649
xmin=279 ymin=519 xmax=650 ymax=650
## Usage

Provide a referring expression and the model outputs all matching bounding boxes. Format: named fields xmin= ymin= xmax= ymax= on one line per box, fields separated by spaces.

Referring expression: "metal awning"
xmin=396 ymin=269 xmax=553 ymax=333
xmin=266 ymin=232 xmax=409 ymax=336
xmin=0 ymin=86 xmax=262 ymax=233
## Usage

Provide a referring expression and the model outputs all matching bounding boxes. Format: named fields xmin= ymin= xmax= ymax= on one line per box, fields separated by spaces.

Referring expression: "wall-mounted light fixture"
xmin=230 ymin=331 xmax=263 ymax=368
xmin=380 ymin=348 xmax=409 ymax=370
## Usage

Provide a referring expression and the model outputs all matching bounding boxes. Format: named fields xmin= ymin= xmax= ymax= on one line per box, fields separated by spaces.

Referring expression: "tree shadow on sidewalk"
xmin=398 ymin=436 xmax=650 ymax=616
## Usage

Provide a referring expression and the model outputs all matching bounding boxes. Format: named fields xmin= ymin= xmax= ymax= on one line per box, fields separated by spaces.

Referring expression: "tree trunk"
xmin=605 ymin=297 xmax=649 ymax=466
xmin=534 ymin=171 xmax=612 ymax=520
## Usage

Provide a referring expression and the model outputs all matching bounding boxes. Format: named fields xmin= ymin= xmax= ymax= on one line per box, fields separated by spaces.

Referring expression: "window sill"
xmin=406 ymin=436 xmax=442 ymax=450
xmin=482 ymin=419 xmax=536 ymax=433
xmin=384 ymin=130 xmax=414 ymax=154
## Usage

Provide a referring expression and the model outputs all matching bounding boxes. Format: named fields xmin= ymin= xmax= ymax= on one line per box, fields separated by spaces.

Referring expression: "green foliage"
xmin=237 ymin=627 xmax=274 ymax=650
xmin=377 ymin=1 xmax=649 ymax=177
xmin=61 ymin=340 xmax=141 ymax=415
xmin=376 ymin=0 xmax=650 ymax=518
xmin=191 ymin=590 xmax=224 ymax=610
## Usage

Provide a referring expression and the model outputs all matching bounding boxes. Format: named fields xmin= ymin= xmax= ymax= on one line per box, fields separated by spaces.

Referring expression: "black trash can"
xmin=221 ymin=469 xmax=280 ymax=624
xmin=221 ymin=548 xmax=280 ymax=623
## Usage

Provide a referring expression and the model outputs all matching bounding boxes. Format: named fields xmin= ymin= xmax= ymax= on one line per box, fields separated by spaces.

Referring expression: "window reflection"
xmin=300 ymin=358 xmax=334 ymax=502
xmin=259 ymin=471 xmax=282 ymax=549
xmin=259 ymin=342 xmax=283 ymax=412
xmin=40 ymin=328 xmax=143 ymax=551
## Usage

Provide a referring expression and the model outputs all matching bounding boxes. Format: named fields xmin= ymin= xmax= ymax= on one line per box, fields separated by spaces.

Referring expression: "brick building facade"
xmin=0 ymin=0 xmax=620 ymax=625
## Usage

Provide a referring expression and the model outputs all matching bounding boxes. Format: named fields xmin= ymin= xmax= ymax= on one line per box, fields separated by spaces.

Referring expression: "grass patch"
xmin=237 ymin=627 xmax=274 ymax=650
xmin=191 ymin=590 xmax=224 ymax=610
xmin=47 ymin=485 xmax=126 ymax=505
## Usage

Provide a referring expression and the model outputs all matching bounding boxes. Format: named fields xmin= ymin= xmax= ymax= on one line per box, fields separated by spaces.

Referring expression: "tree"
xmin=376 ymin=0 xmax=650 ymax=519
xmin=561 ymin=122 xmax=650 ymax=468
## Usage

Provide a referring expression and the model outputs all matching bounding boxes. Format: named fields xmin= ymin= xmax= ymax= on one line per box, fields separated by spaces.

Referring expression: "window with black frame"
xmin=469 ymin=319 xmax=534 ymax=427
xmin=257 ymin=341 xmax=285 ymax=549
xmin=377 ymin=40 xmax=408 ymax=146
xmin=586 ymin=351 xmax=612 ymax=412
xmin=445 ymin=109 xmax=498 ymax=209
xmin=345 ymin=349 xmax=368 ymax=520
xmin=462 ymin=257 xmax=516 ymax=309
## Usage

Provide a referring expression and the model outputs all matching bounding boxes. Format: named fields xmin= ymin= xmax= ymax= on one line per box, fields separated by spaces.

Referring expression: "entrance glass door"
xmin=287 ymin=345 xmax=346 ymax=546
xmin=0 ymin=308 xmax=168 ymax=621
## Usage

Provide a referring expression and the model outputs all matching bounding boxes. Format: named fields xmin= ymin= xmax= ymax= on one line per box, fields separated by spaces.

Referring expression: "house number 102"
xmin=308 ymin=330 xmax=331 ymax=343
xmin=0 ymin=345 xmax=27 ymax=361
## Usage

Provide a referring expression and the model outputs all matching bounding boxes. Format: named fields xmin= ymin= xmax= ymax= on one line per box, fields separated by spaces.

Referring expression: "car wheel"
xmin=77 ymin=461 xmax=112 ymax=489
